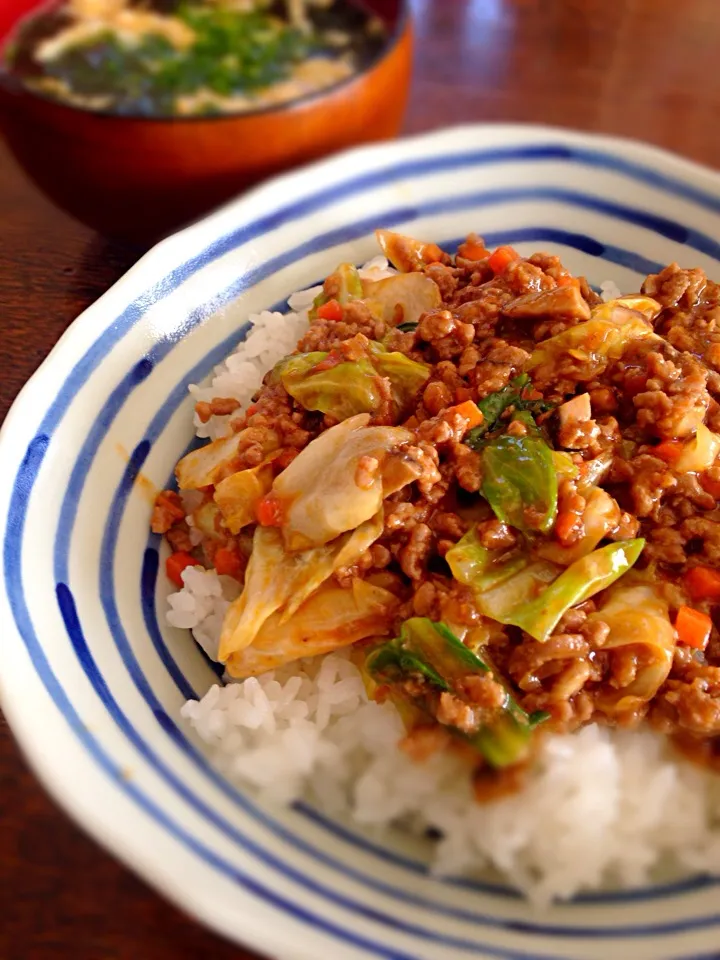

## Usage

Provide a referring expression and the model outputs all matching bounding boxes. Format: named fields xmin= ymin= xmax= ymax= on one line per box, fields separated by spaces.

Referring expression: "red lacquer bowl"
xmin=0 ymin=0 xmax=412 ymax=240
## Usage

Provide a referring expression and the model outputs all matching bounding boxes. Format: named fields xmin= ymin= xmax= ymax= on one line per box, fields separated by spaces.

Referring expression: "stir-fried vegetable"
xmin=224 ymin=580 xmax=399 ymax=678
xmin=176 ymin=431 xmax=244 ymax=490
xmin=191 ymin=501 xmax=225 ymax=540
xmin=684 ymin=565 xmax=720 ymax=602
xmin=279 ymin=352 xmax=383 ymax=420
xmin=466 ymin=374 xmax=552 ymax=448
xmin=676 ymin=605 xmax=712 ymax=651
xmin=370 ymin=343 xmax=432 ymax=409
xmin=488 ymin=245 xmax=520 ymax=274
xmin=469 ymin=714 xmax=539 ymax=769
xmin=398 ymin=618 xmax=490 ymax=683
xmin=214 ymin=463 xmax=274 ymax=534
xmin=552 ymin=450 xmax=579 ymax=481
xmin=590 ymin=584 xmax=675 ymax=714
xmin=366 ymin=618 xmax=546 ymax=767
xmin=510 ymin=539 xmax=645 ymax=642
xmin=593 ymin=295 xmax=662 ymax=322
xmin=474 ymin=560 xmax=561 ymax=623
xmin=218 ymin=510 xmax=384 ymax=661
xmin=480 ymin=412 xmax=558 ymax=534
xmin=470 ymin=540 xmax=644 ymax=642
xmin=527 ymin=298 xmax=660 ymax=383
xmin=274 ymin=338 xmax=430 ymax=422
xmin=166 ymin=551 xmax=198 ymax=587
xmin=310 ymin=262 xmax=363 ymax=318
xmin=674 ymin=423 xmax=720 ymax=474
xmin=446 ymin=525 xmax=529 ymax=592
xmin=270 ymin=413 xmax=414 ymax=550
xmin=375 ymin=229 xmax=445 ymax=272
xmin=536 ymin=487 xmax=621 ymax=565
xmin=577 ymin=450 xmax=613 ymax=492
xmin=363 ymin=272 xmax=442 ymax=328
xmin=445 ymin=400 xmax=484 ymax=433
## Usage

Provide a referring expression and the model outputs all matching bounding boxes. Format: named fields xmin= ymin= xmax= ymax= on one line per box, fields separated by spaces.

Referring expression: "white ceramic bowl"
xmin=3 ymin=124 xmax=720 ymax=960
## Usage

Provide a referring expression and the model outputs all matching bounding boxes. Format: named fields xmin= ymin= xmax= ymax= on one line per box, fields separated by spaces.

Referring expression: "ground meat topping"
xmin=159 ymin=234 xmax=720 ymax=778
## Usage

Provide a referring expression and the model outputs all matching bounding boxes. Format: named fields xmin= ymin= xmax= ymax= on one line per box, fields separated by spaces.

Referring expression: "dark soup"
xmin=4 ymin=0 xmax=388 ymax=116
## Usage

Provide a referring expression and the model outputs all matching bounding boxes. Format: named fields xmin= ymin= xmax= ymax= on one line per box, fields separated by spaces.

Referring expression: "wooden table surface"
xmin=3 ymin=0 xmax=720 ymax=956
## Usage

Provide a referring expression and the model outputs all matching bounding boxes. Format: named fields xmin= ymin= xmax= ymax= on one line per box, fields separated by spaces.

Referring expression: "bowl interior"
xmin=4 ymin=125 xmax=720 ymax=959
xmin=0 ymin=0 xmax=406 ymax=47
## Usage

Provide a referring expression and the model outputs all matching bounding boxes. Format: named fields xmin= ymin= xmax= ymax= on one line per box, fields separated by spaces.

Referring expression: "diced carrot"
xmin=458 ymin=238 xmax=491 ymax=261
xmin=256 ymin=494 xmax=285 ymax=527
xmin=555 ymin=274 xmax=580 ymax=288
xmin=701 ymin=473 xmax=720 ymax=499
xmin=675 ymin=605 xmax=712 ymax=650
xmin=316 ymin=298 xmax=343 ymax=322
xmin=422 ymin=242 xmax=446 ymax=264
xmin=166 ymin=551 xmax=197 ymax=587
xmin=654 ymin=440 xmax=685 ymax=464
xmin=445 ymin=400 xmax=483 ymax=432
xmin=488 ymin=245 xmax=520 ymax=274
xmin=684 ymin=565 xmax=720 ymax=602
xmin=246 ymin=403 xmax=258 ymax=417
xmin=214 ymin=546 xmax=243 ymax=579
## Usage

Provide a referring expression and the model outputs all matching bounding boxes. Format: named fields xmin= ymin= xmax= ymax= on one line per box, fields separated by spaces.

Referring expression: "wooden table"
xmin=3 ymin=0 xmax=720 ymax=956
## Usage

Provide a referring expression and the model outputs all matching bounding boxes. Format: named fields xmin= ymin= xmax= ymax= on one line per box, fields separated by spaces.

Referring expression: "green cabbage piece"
xmin=365 ymin=618 xmax=547 ymax=768
xmin=479 ymin=540 xmax=645 ymax=643
xmin=445 ymin=525 xmax=529 ymax=593
xmin=369 ymin=343 xmax=431 ymax=414
xmin=275 ymin=342 xmax=429 ymax=421
xmin=480 ymin=412 xmax=558 ymax=534
xmin=527 ymin=301 xmax=658 ymax=384
xmin=310 ymin=262 xmax=363 ymax=317
xmin=282 ymin=355 xmax=383 ymax=420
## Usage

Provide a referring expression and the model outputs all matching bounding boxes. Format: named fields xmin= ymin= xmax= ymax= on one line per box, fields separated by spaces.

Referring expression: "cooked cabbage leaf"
xmin=366 ymin=618 xmax=547 ymax=767
xmin=214 ymin=463 xmax=274 ymax=534
xmin=675 ymin=423 xmax=720 ymax=474
xmin=480 ymin=412 xmax=558 ymax=534
xmin=275 ymin=340 xmax=429 ymax=422
xmin=175 ymin=432 xmax=241 ymax=490
xmin=375 ymin=229 xmax=445 ymax=272
xmin=536 ymin=487 xmax=621 ymax=565
xmin=224 ymin=579 xmax=399 ymax=678
xmin=446 ymin=525 xmax=529 ymax=592
xmin=271 ymin=413 xmax=413 ymax=550
xmin=590 ymin=584 xmax=676 ymax=715
xmin=527 ymin=298 xmax=660 ymax=384
xmin=282 ymin=355 xmax=383 ymax=420
xmin=362 ymin=272 xmax=442 ymax=326
xmin=218 ymin=510 xmax=384 ymax=661
xmin=310 ymin=262 xmax=363 ymax=317
xmin=511 ymin=539 xmax=645 ymax=642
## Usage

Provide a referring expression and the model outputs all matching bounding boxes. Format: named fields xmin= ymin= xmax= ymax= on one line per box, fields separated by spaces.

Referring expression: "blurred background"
xmin=2 ymin=1 xmax=720 ymax=957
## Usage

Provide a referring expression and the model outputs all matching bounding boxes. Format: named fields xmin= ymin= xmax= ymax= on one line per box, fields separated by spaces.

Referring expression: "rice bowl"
xmin=5 ymin=125 xmax=720 ymax=960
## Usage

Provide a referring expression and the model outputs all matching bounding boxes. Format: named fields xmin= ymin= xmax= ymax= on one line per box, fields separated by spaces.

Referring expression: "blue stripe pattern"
xmin=6 ymin=138 xmax=720 ymax=960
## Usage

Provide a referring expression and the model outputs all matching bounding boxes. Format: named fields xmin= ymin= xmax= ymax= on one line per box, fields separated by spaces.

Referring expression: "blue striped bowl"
xmin=2 ymin=124 xmax=720 ymax=960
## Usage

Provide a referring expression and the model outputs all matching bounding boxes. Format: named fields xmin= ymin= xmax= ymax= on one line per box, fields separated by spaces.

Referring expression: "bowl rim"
xmin=4 ymin=122 xmax=720 ymax=958
xmin=0 ymin=0 xmax=411 ymax=124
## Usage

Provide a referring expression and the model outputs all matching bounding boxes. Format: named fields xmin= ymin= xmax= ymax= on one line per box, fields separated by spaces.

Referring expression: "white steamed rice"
xmin=171 ymin=261 xmax=720 ymax=903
